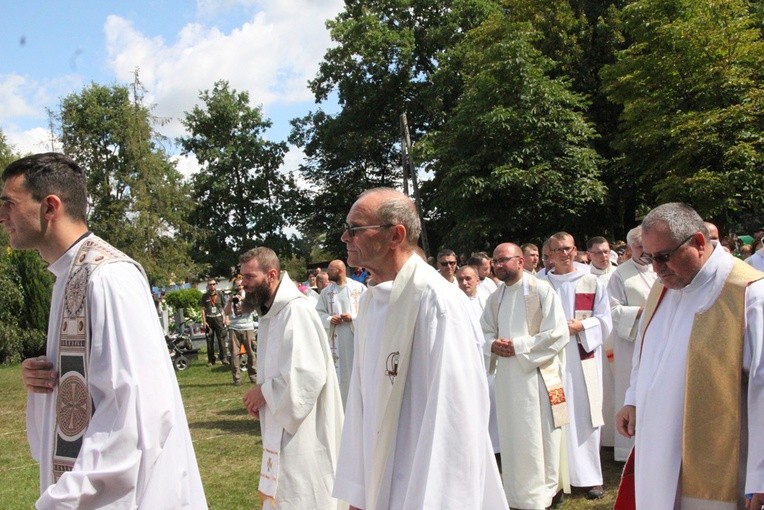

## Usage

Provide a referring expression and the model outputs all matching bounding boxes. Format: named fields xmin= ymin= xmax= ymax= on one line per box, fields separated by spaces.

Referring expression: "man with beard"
xmin=333 ymin=188 xmax=506 ymax=510
xmin=224 ymin=276 xmax=257 ymax=386
xmin=316 ymin=259 xmax=366 ymax=407
xmin=616 ymin=204 xmax=764 ymax=508
xmin=482 ymin=243 xmax=569 ymax=509
xmin=542 ymin=232 xmax=612 ymax=500
xmin=240 ymin=247 xmax=344 ymax=510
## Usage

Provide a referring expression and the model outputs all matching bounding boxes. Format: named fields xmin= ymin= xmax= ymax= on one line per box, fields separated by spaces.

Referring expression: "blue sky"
xmin=1 ymin=0 xmax=343 ymax=174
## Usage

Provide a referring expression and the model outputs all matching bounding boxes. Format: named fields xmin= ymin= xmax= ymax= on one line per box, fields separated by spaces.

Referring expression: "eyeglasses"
xmin=492 ymin=256 xmax=521 ymax=265
xmin=638 ymin=233 xmax=696 ymax=265
xmin=439 ymin=260 xmax=457 ymax=266
xmin=343 ymin=222 xmax=395 ymax=238
xmin=551 ymin=246 xmax=575 ymax=254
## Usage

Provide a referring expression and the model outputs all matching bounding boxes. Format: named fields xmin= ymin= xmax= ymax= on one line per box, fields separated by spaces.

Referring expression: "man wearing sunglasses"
xmin=437 ymin=249 xmax=459 ymax=285
xmin=616 ymin=203 xmax=764 ymax=509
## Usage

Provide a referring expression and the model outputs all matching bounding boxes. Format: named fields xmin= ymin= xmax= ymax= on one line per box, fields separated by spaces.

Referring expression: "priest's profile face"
xmin=240 ymin=258 xmax=274 ymax=310
xmin=341 ymin=194 xmax=390 ymax=275
xmin=0 ymin=175 xmax=46 ymax=252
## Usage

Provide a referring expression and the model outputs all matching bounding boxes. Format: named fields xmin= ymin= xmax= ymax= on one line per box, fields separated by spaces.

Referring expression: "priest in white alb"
xmin=10 ymin=153 xmax=206 ymax=509
xmin=241 ymin=247 xmax=344 ymax=510
xmin=616 ymin=203 xmax=764 ymax=509
xmin=606 ymin=226 xmax=657 ymax=462
xmin=481 ymin=243 xmax=569 ymax=509
xmin=542 ymin=232 xmax=612 ymax=500
xmin=316 ymin=259 xmax=366 ymax=407
xmin=333 ymin=188 xmax=507 ymax=510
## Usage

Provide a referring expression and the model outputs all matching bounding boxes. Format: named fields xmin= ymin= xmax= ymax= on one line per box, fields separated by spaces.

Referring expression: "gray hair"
xmin=359 ymin=188 xmax=421 ymax=247
xmin=626 ymin=226 xmax=642 ymax=247
xmin=641 ymin=203 xmax=708 ymax=243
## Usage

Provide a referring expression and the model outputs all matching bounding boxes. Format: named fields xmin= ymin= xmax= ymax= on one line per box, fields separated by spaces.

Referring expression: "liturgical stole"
xmin=573 ymin=274 xmax=604 ymax=428
xmin=616 ymin=258 xmax=763 ymax=509
xmin=522 ymin=276 xmax=569 ymax=428
xmin=53 ymin=235 xmax=144 ymax=481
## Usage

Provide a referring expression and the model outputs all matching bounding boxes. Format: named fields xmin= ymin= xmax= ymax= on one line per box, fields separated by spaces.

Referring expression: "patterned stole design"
xmin=524 ymin=276 xmax=569 ymax=428
xmin=52 ymin=236 xmax=143 ymax=481
xmin=573 ymin=274 xmax=604 ymax=427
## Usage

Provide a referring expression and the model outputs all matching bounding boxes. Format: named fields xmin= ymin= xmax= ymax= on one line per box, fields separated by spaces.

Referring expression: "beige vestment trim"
xmin=53 ymin=236 xmax=143 ymax=481
xmin=356 ymin=254 xmax=428 ymax=509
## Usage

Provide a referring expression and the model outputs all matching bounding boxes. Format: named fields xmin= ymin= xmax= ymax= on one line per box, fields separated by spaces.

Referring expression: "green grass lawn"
xmin=0 ymin=354 xmax=622 ymax=509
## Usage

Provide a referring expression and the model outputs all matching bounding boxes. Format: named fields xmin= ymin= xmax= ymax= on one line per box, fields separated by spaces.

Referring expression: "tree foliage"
xmin=291 ymin=0 xmax=501 ymax=256
xmin=59 ymin=79 xmax=201 ymax=285
xmin=421 ymin=15 xmax=606 ymax=251
xmin=0 ymin=131 xmax=49 ymax=363
xmin=180 ymin=81 xmax=303 ymax=276
xmin=602 ymin=0 xmax=764 ymax=225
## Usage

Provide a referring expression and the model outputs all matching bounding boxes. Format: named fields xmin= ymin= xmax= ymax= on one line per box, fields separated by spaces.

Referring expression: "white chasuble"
xmin=27 ymin=236 xmax=207 ymax=509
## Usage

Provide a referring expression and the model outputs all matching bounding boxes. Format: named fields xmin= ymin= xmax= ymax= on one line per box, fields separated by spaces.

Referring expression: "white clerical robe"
xmin=590 ymin=264 xmax=616 ymax=448
xmin=481 ymin=276 xmax=569 ymax=509
xmin=256 ymin=272 xmax=344 ymax=510
xmin=316 ymin=279 xmax=367 ymax=407
xmin=333 ymin=259 xmax=507 ymax=509
xmin=26 ymin=237 xmax=207 ymax=509
xmin=543 ymin=268 xmax=612 ymax=487
xmin=625 ymin=246 xmax=764 ymax=508
xmin=747 ymin=248 xmax=764 ymax=271
xmin=478 ymin=277 xmax=498 ymax=302
xmin=606 ymin=259 xmax=657 ymax=461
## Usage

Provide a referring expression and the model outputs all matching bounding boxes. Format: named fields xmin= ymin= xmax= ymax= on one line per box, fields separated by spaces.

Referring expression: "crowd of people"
xmin=4 ymin=152 xmax=764 ymax=510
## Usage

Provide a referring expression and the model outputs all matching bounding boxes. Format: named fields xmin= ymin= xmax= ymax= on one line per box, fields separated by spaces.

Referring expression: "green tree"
xmin=0 ymin=131 xmax=49 ymax=362
xmin=291 ymin=0 xmax=501 ymax=256
xmin=179 ymin=81 xmax=303 ymax=276
xmin=421 ymin=15 xmax=606 ymax=251
xmin=601 ymin=0 xmax=764 ymax=227
xmin=59 ymin=79 xmax=201 ymax=285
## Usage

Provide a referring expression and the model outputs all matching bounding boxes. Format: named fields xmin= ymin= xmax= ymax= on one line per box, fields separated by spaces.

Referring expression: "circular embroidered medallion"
xmin=65 ymin=265 xmax=89 ymax=317
xmin=57 ymin=372 xmax=91 ymax=440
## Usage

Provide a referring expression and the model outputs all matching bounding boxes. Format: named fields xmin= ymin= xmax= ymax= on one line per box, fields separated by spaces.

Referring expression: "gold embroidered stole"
xmin=53 ymin=236 xmax=143 ymax=481
xmin=524 ymin=276 xmax=569 ymax=428
xmin=680 ymin=259 xmax=763 ymax=507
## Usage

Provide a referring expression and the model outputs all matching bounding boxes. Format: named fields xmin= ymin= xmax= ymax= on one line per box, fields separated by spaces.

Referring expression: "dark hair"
xmin=3 ymin=153 xmax=88 ymax=223
xmin=586 ymin=236 xmax=609 ymax=250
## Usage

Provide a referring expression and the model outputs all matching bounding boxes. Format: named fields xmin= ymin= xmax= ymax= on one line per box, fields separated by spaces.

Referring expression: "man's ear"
xmin=389 ymin=224 xmax=407 ymax=247
xmin=41 ymin=194 xmax=63 ymax=219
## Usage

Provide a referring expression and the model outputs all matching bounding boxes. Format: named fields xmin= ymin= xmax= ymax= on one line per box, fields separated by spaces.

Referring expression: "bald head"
xmin=492 ymin=243 xmax=524 ymax=285
xmin=343 ymin=187 xmax=421 ymax=283
xmin=327 ymin=259 xmax=347 ymax=284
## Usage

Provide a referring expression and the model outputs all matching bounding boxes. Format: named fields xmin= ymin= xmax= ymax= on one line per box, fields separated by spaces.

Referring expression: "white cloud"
xmin=0 ymin=75 xmax=38 ymax=120
xmin=105 ymin=0 xmax=343 ymax=139
xmin=6 ymin=126 xmax=59 ymax=156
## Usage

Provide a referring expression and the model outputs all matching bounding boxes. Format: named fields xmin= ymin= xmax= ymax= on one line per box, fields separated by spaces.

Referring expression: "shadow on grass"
xmin=190 ymin=418 xmax=261 ymax=436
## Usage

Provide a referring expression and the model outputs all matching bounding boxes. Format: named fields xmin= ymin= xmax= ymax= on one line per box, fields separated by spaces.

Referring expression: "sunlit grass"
xmin=0 ymin=353 xmax=622 ymax=509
